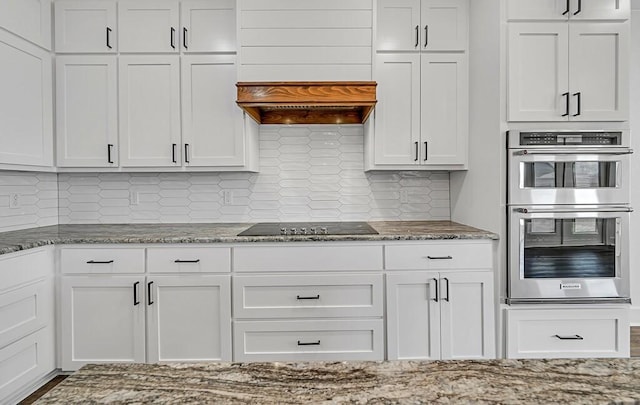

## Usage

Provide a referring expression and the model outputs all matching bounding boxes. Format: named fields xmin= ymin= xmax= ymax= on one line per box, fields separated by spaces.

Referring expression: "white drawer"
xmin=233 ymin=245 xmax=383 ymax=272
xmin=147 ymin=247 xmax=230 ymax=273
xmin=233 ymin=319 xmax=383 ymax=362
xmin=0 ymin=248 xmax=53 ymax=292
xmin=60 ymin=247 xmax=145 ymax=274
xmin=506 ymin=308 xmax=630 ymax=359
xmin=385 ymin=242 xmax=492 ymax=270
xmin=0 ymin=279 xmax=53 ymax=349
xmin=233 ymin=273 xmax=383 ymax=319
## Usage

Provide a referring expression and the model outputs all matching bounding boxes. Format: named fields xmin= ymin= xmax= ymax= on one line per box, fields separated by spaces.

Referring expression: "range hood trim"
xmin=236 ymin=81 xmax=377 ymax=125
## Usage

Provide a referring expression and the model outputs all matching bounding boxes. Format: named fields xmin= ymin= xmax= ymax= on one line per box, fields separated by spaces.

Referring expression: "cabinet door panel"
xmin=374 ymin=54 xmax=420 ymax=165
xmin=377 ymin=0 xmax=420 ymax=51
xmin=54 ymin=0 xmax=116 ymax=53
xmin=421 ymin=54 xmax=467 ymax=165
xmin=146 ymin=276 xmax=231 ymax=362
xmin=0 ymin=0 xmax=51 ymax=49
xmin=182 ymin=55 xmax=245 ymax=166
xmin=386 ymin=272 xmax=440 ymax=360
xmin=507 ymin=0 xmax=569 ymax=20
xmin=569 ymin=23 xmax=628 ymax=121
xmin=420 ymin=0 xmax=468 ymax=51
xmin=181 ymin=0 xmax=236 ymax=53
xmin=119 ymin=0 xmax=179 ymax=53
xmin=56 ymin=56 xmax=118 ymax=167
xmin=440 ymin=272 xmax=495 ymax=360
xmin=570 ymin=0 xmax=630 ymax=21
xmin=508 ymin=23 xmax=569 ymax=121
xmin=119 ymin=56 xmax=181 ymax=167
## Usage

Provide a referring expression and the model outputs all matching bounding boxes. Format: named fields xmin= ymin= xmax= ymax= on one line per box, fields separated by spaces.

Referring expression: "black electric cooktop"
xmin=237 ymin=222 xmax=379 ymax=236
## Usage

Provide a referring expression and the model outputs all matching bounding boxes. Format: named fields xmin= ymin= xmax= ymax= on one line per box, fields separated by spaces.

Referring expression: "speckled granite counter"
xmin=35 ymin=359 xmax=640 ymax=404
xmin=0 ymin=221 xmax=498 ymax=255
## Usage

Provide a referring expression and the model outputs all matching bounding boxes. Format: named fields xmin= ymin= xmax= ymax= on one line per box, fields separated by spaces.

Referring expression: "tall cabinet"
xmin=371 ymin=0 xmax=468 ymax=169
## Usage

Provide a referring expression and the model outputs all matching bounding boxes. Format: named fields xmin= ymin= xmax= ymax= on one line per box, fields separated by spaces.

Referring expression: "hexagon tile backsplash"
xmin=58 ymin=125 xmax=450 ymax=224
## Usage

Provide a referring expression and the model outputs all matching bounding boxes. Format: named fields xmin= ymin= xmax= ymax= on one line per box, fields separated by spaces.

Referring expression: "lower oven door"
xmin=508 ymin=206 xmax=631 ymax=303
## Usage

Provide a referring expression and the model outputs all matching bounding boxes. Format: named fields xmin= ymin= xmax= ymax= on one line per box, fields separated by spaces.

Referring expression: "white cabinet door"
xmin=506 ymin=0 xmax=570 ymax=21
xmin=507 ymin=23 xmax=569 ymax=121
xmin=146 ymin=276 xmax=231 ymax=362
xmin=0 ymin=0 xmax=51 ymax=49
xmin=420 ymin=0 xmax=468 ymax=51
xmin=569 ymin=0 xmax=630 ymax=21
xmin=440 ymin=272 xmax=495 ymax=360
xmin=386 ymin=272 xmax=440 ymax=360
xmin=54 ymin=0 xmax=117 ymax=53
xmin=420 ymin=54 xmax=467 ymax=165
xmin=119 ymin=56 xmax=181 ymax=167
xmin=374 ymin=53 xmax=420 ymax=165
xmin=61 ymin=276 xmax=146 ymax=371
xmin=377 ymin=0 xmax=420 ymax=51
xmin=0 ymin=31 xmax=53 ymax=167
xmin=182 ymin=55 xmax=245 ymax=167
xmin=56 ymin=56 xmax=118 ymax=167
xmin=181 ymin=0 xmax=236 ymax=53
xmin=119 ymin=0 xmax=179 ymax=53
xmin=568 ymin=23 xmax=629 ymax=121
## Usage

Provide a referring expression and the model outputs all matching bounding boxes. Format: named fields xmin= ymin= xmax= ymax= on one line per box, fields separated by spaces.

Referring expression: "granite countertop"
xmin=35 ymin=359 xmax=640 ymax=404
xmin=0 ymin=221 xmax=498 ymax=255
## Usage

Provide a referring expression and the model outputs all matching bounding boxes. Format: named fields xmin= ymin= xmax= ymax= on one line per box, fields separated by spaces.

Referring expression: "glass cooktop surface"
xmin=237 ymin=222 xmax=378 ymax=236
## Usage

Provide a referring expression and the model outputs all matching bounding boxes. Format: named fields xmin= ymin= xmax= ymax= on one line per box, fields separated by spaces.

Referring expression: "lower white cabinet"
xmin=386 ymin=271 xmax=495 ymax=360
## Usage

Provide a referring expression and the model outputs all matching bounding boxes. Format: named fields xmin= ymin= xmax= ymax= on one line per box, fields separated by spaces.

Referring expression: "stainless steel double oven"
xmin=507 ymin=130 xmax=633 ymax=304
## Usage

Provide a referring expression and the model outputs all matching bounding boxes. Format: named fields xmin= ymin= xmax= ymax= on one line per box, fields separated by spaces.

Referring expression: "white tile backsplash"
xmin=0 ymin=172 xmax=58 ymax=232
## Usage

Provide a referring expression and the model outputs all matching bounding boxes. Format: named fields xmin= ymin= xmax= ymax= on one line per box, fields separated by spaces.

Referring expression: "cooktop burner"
xmin=238 ymin=222 xmax=379 ymax=236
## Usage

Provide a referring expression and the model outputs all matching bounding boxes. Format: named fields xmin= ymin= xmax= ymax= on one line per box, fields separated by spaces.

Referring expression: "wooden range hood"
xmin=236 ymin=81 xmax=377 ymax=125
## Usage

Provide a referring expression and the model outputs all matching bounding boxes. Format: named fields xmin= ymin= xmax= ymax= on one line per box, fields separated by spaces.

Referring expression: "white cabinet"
xmin=377 ymin=0 xmax=467 ymax=52
xmin=0 ymin=30 xmax=53 ymax=168
xmin=0 ymin=0 xmax=51 ymax=50
xmin=54 ymin=0 xmax=117 ymax=53
xmin=119 ymin=56 xmax=181 ymax=167
xmin=507 ymin=20 xmax=629 ymax=121
xmin=182 ymin=55 xmax=245 ymax=167
xmin=56 ymin=56 xmax=118 ymax=167
xmin=507 ymin=0 xmax=630 ymax=21
xmin=386 ymin=271 xmax=495 ymax=360
xmin=118 ymin=0 xmax=179 ymax=53
xmin=181 ymin=0 xmax=236 ymax=53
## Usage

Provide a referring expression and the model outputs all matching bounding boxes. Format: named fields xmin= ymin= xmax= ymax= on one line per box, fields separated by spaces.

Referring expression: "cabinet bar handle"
xmin=174 ymin=259 xmax=200 ymax=263
xmin=561 ymin=92 xmax=570 ymax=117
xmin=184 ymin=144 xmax=190 ymax=163
xmin=415 ymin=25 xmax=419 ymax=48
xmin=563 ymin=0 xmax=570 ymax=15
xmin=432 ymin=278 xmax=439 ymax=302
xmin=106 ymin=27 xmax=112 ymax=49
xmin=424 ymin=142 xmax=428 ymax=161
xmin=183 ymin=27 xmax=188 ymax=49
xmin=147 ymin=281 xmax=154 ymax=305
xmin=133 ymin=281 xmax=140 ymax=306
xmin=172 ymin=144 xmax=177 ymax=163
xmin=427 ymin=256 xmax=453 ymax=260
xmin=443 ymin=277 xmax=450 ymax=302
xmin=424 ymin=25 xmax=429 ymax=47
xmin=554 ymin=334 xmax=584 ymax=340
xmin=573 ymin=0 xmax=582 ymax=15
xmin=297 ymin=340 xmax=321 ymax=346
xmin=296 ymin=295 xmax=320 ymax=300
xmin=170 ymin=27 xmax=176 ymax=49
xmin=572 ymin=92 xmax=581 ymax=117
xmin=107 ymin=144 xmax=113 ymax=164
xmin=414 ymin=141 xmax=419 ymax=161
xmin=86 ymin=260 xmax=114 ymax=264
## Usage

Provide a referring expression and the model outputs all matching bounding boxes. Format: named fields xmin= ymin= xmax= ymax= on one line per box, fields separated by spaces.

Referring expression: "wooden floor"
xmin=15 ymin=330 xmax=640 ymax=403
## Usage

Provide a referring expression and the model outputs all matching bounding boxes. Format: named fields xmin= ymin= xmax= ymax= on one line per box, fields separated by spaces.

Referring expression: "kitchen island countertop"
xmin=0 ymin=221 xmax=498 ymax=256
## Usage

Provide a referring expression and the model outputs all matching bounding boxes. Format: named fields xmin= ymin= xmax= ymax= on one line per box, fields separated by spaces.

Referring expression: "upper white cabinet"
xmin=54 ymin=0 xmax=117 ymax=53
xmin=0 ymin=0 xmax=52 ymax=50
xmin=0 ymin=31 xmax=53 ymax=168
xmin=118 ymin=0 xmax=180 ymax=53
xmin=56 ymin=56 xmax=118 ymax=167
xmin=181 ymin=0 xmax=236 ymax=53
xmin=507 ymin=0 xmax=630 ymax=21
xmin=377 ymin=0 xmax=467 ymax=52
xmin=508 ymin=22 xmax=628 ymax=121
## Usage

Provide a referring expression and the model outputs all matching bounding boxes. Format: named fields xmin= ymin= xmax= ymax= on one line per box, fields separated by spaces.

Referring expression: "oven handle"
xmin=513 ymin=149 xmax=633 ymax=156
xmin=513 ymin=207 xmax=633 ymax=214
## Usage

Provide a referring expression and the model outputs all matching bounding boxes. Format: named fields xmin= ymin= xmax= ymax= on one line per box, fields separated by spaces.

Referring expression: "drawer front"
xmin=233 ymin=319 xmax=383 ymax=362
xmin=147 ymin=247 xmax=231 ymax=273
xmin=0 ymin=248 xmax=52 ymax=293
xmin=61 ymin=247 xmax=145 ymax=274
xmin=0 ymin=279 xmax=53 ymax=349
xmin=234 ymin=245 xmax=383 ymax=272
xmin=506 ymin=308 xmax=630 ymax=358
xmin=385 ymin=242 xmax=492 ymax=270
xmin=233 ymin=274 xmax=383 ymax=318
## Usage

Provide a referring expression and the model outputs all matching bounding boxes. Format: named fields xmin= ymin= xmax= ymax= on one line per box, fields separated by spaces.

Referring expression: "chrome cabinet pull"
xmin=424 ymin=25 xmax=428 ymax=47
xmin=432 ymin=278 xmax=439 ymax=302
xmin=86 ymin=260 xmax=114 ymax=264
xmin=296 ymin=295 xmax=320 ymax=300
xmin=174 ymin=259 xmax=200 ymax=263
xmin=415 ymin=25 xmax=419 ymax=48
xmin=572 ymin=92 xmax=581 ymax=117
xmin=554 ymin=334 xmax=583 ymax=340
xmin=297 ymin=340 xmax=321 ymax=346
xmin=561 ymin=92 xmax=570 ymax=116
xmin=133 ymin=281 xmax=140 ymax=306
xmin=147 ymin=281 xmax=154 ymax=305
xmin=443 ymin=277 xmax=450 ymax=302
xmin=427 ymin=256 xmax=453 ymax=260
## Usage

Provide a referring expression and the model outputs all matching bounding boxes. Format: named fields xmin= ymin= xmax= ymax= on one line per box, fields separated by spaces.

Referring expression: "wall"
xmin=58 ymin=125 xmax=450 ymax=224
xmin=0 ymin=172 xmax=58 ymax=232
xmin=630 ymin=0 xmax=640 ymax=324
